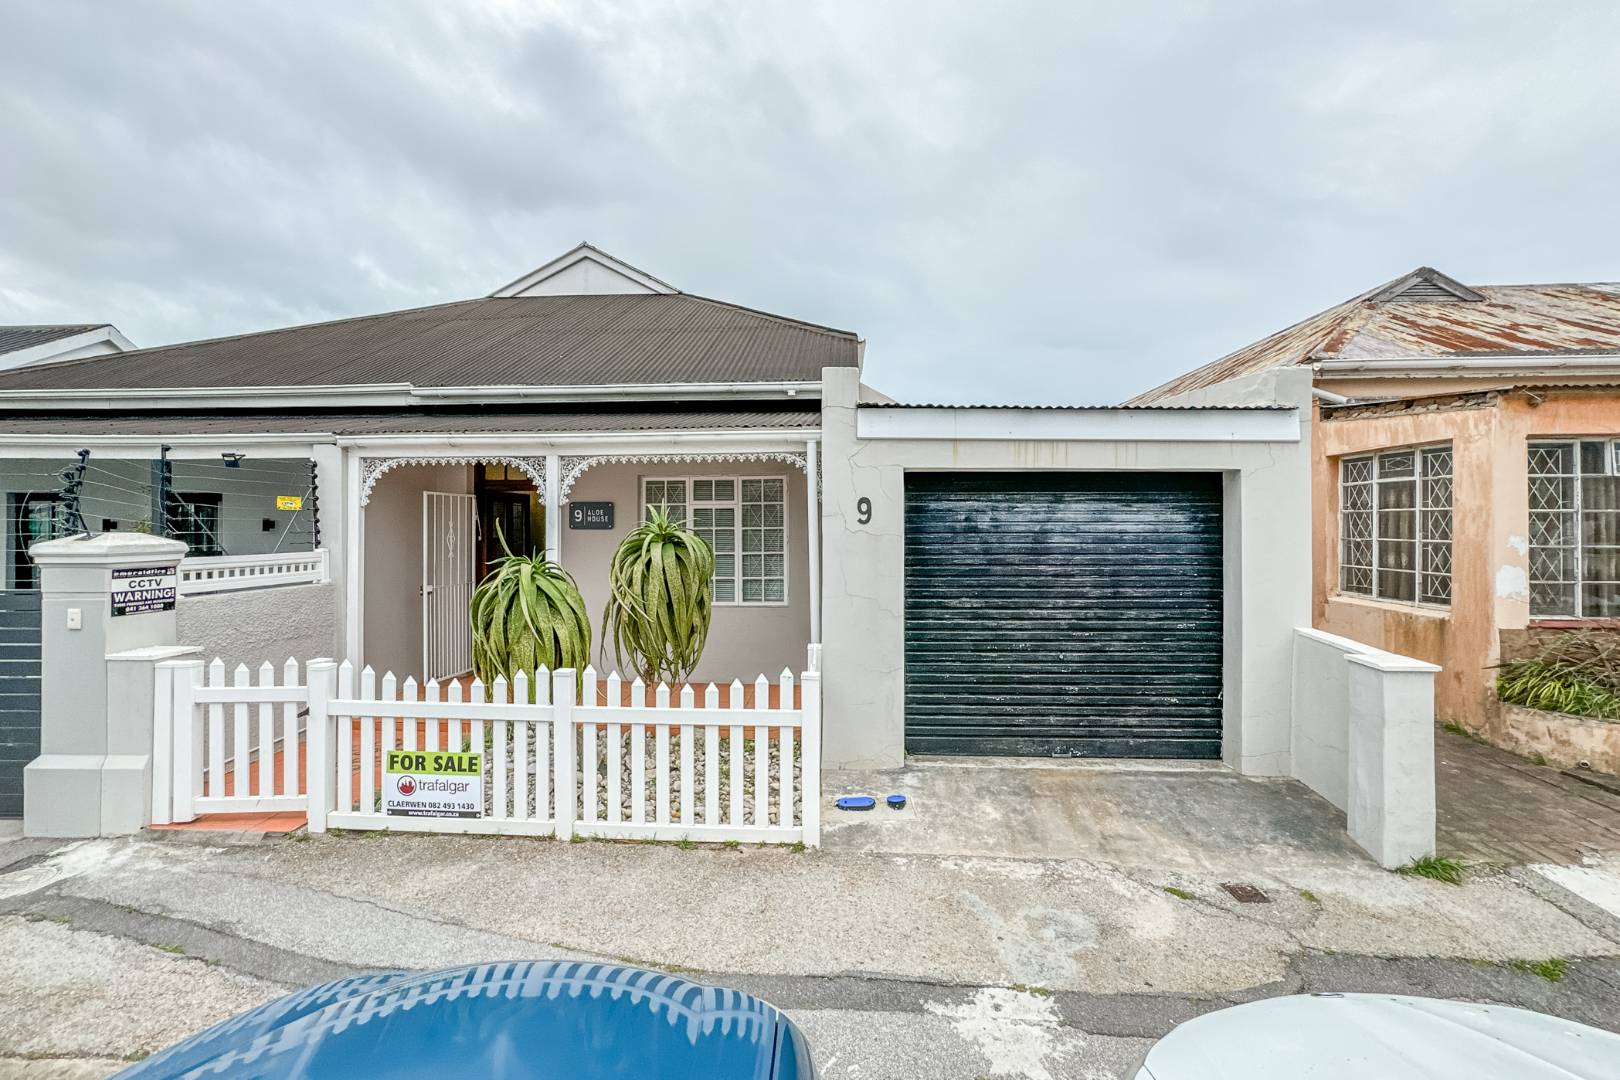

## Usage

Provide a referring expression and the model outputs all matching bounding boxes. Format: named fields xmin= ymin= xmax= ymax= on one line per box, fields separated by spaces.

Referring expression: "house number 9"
xmin=856 ymin=497 xmax=873 ymax=524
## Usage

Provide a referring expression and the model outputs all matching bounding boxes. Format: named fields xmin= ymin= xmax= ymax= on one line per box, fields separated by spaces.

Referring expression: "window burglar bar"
xmin=1339 ymin=445 xmax=1452 ymax=606
xmin=1528 ymin=440 xmax=1620 ymax=618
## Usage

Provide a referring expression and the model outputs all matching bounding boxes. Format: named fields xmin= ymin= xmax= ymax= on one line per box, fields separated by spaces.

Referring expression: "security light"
xmin=221 ymin=452 xmax=246 ymax=468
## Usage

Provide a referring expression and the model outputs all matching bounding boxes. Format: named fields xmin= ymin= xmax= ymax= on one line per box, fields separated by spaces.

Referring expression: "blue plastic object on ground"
xmin=886 ymin=794 xmax=907 ymax=810
xmin=114 ymin=961 xmax=816 ymax=1079
xmin=835 ymin=795 xmax=876 ymax=811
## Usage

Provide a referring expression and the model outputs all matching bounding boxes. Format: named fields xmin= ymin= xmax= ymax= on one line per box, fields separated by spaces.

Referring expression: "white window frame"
xmin=640 ymin=475 xmax=790 ymax=607
xmin=1338 ymin=444 xmax=1452 ymax=607
xmin=1527 ymin=438 xmax=1620 ymax=619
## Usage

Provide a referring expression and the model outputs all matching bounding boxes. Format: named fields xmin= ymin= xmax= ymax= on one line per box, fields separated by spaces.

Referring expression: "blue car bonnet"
xmin=116 ymin=961 xmax=814 ymax=1079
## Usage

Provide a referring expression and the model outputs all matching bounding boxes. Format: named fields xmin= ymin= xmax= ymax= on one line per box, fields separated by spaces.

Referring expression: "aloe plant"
xmin=602 ymin=506 xmax=714 ymax=682
xmin=469 ymin=526 xmax=591 ymax=684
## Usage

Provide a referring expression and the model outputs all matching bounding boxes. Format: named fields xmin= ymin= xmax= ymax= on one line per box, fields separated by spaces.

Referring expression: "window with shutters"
xmin=641 ymin=476 xmax=788 ymax=606
xmin=1338 ymin=445 xmax=1452 ymax=606
xmin=1527 ymin=440 xmax=1620 ymax=618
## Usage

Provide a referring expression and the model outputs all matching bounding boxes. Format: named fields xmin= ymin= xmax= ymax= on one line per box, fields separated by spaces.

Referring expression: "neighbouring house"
xmin=14 ymin=243 xmax=1436 ymax=858
xmin=0 ymin=323 xmax=135 ymax=371
xmin=1130 ymin=266 xmax=1620 ymax=766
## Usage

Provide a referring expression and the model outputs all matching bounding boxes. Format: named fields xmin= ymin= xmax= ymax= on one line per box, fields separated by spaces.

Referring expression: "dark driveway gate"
xmin=0 ymin=590 xmax=42 ymax=817
xmin=903 ymin=473 xmax=1223 ymax=758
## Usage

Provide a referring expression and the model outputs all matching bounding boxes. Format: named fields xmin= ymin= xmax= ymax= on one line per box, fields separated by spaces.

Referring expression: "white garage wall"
xmin=818 ymin=365 xmax=1314 ymax=772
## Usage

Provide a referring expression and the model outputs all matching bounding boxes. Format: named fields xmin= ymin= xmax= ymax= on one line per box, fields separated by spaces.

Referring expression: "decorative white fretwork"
xmin=558 ymin=451 xmax=809 ymax=500
xmin=359 ymin=456 xmax=547 ymax=506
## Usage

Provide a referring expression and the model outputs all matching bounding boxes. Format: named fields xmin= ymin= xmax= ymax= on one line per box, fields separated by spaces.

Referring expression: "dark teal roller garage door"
xmin=904 ymin=473 xmax=1223 ymax=758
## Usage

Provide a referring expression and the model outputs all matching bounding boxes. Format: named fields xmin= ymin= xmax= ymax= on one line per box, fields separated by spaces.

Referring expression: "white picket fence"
xmin=154 ymin=646 xmax=823 ymax=846
xmin=154 ymin=656 xmax=320 ymax=825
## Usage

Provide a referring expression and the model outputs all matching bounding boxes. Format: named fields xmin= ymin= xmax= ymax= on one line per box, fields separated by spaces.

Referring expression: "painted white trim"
xmin=0 ymin=430 xmax=818 ymax=460
xmin=1315 ymin=356 xmax=1620 ymax=379
xmin=410 ymin=381 xmax=818 ymax=401
xmin=543 ymin=451 xmax=561 ymax=564
xmin=0 ymin=325 xmax=135 ymax=370
xmin=856 ymin=407 xmax=1301 ymax=443
xmin=0 ymin=380 xmax=820 ymax=410
xmin=489 ymin=243 xmax=678 ymax=297
xmin=0 ymin=435 xmax=330 ymax=458
xmin=344 ymin=449 xmax=364 ymax=666
xmin=806 ymin=438 xmax=820 ymax=642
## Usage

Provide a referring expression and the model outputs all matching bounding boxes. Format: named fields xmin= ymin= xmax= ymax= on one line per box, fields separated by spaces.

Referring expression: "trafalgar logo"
xmin=396 ymin=775 xmax=417 ymax=797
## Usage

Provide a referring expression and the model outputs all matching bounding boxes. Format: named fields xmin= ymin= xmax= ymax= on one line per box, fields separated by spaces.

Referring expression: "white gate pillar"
xmin=24 ymin=533 xmax=191 ymax=837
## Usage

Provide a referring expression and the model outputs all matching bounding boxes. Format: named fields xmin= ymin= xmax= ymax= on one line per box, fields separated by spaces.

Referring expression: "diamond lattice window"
xmin=1339 ymin=445 xmax=1452 ymax=605
xmin=1527 ymin=440 xmax=1620 ymax=617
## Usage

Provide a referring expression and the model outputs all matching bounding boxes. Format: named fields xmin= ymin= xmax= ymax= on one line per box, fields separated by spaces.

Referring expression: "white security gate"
xmin=422 ymin=492 xmax=477 ymax=681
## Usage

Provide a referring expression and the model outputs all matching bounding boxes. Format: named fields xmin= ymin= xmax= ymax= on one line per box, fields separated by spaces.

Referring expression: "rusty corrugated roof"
xmin=0 ymin=294 xmax=858 ymax=393
xmin=1128 ymin=269 xmax=1620 ymax=404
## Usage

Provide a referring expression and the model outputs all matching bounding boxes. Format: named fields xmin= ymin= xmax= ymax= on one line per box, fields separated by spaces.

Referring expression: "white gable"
xmin=490 ymin=243 xmax=678 ymax=297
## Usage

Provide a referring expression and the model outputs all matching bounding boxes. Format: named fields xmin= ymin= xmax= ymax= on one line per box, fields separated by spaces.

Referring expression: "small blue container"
xmin=886 ymin=794 xmax=907 ymax=810
xmin=834 ymin=795 xmax=876 ymax=811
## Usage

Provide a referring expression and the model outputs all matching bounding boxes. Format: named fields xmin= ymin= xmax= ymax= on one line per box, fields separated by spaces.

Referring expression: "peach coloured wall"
xmin=1313 ymin=390 xmax=1620 ymax=729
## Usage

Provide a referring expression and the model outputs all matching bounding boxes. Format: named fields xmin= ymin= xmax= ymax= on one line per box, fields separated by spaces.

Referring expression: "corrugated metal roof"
xmin=0 ymin=407 xmax=820 ymax=437
xmin=0 ymin=324 xmax=106 ymax=355
xmin=0 ymin=294 xmax=858 ymax=393
xmin=1128 ymin=269 xmax=1620 ymax=404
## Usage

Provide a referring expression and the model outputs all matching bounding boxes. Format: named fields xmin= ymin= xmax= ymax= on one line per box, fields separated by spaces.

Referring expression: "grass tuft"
xmin=675 ymin=837 xmax=696 ymax=851
xmin=1507 ymin=957 xmax=1568 ymax=982
xmin=788 ymin=841 xmax=807 ymax=854
xmin=154 ymin=943 xmax=185 ymax=955
xmin=1162 ymin=885 xmax=1195 ymax=901
xmin=1298 ymin=889 xmax=1320 ymax=904
xmin=1397 ymin=855 xmax=1466 ymax=884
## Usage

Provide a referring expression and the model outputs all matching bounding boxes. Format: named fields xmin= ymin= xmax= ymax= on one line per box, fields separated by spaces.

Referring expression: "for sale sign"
xmin=383 ymin=750 xmax=483 ymax=819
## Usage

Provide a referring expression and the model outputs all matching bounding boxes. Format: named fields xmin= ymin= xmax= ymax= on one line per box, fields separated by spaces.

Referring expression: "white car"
xmin=1135 ymin=994 xmax=1620 ymax=1079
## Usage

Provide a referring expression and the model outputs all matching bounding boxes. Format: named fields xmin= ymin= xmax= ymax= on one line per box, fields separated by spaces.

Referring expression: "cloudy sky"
xmin=2 ymin=1 xmax=1618 ymax=404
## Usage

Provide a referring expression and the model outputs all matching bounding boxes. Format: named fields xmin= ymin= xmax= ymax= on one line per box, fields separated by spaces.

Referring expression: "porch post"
xmin=806 ymin=438 xmax=820 ymax=642
xmin=344 ymin=450 xmax=364 ymax=664
xmin=544 ymin=451 xmax=561 ymax=564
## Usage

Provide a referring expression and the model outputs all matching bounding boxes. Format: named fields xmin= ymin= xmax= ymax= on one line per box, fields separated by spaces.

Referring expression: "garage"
xmin=903 ymin=472 xmax=1223 ymax=758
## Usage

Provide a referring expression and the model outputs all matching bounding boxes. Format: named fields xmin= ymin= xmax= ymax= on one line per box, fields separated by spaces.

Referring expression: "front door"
xmin=422 ymin=491 xmax=477 ymax=681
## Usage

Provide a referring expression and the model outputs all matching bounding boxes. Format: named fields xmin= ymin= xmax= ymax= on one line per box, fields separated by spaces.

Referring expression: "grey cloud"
xmin=2 ymin=0 xmax=1618 ymax=405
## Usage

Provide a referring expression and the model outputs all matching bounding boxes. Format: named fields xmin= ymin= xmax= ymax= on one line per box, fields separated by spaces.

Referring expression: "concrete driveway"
xmin=821 ymin=758 xmax=1365 ymax=874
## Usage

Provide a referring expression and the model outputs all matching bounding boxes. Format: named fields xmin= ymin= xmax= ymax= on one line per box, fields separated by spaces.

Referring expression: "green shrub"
xmin=602 ymin=506 xmax=713 ymax=683
xmin=1496 ymin=660 xmax=1620 ymax=719
xmin=1495 ymin=631 xmax=1620 ymax=720
xmin=469 ymin=526 xmax=591 ymax=685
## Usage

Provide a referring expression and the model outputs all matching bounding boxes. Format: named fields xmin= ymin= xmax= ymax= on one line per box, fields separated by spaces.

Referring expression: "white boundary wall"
xmin=1291 ymin=627 xmax=1439 ymax=868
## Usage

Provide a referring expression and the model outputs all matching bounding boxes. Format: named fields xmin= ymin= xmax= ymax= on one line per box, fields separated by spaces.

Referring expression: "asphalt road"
xmin=2 ymin=830 xmax=1619 ymax=1078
